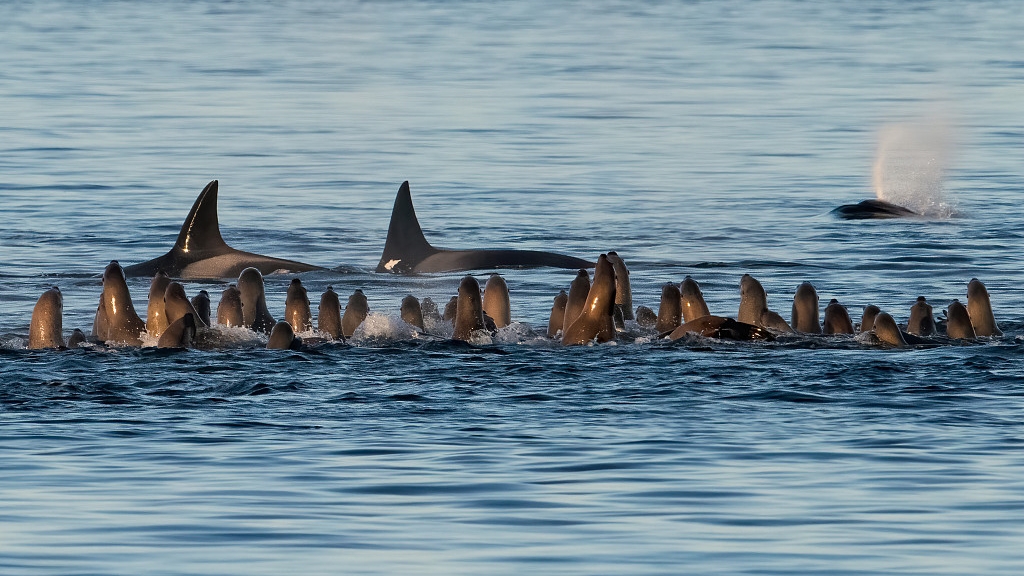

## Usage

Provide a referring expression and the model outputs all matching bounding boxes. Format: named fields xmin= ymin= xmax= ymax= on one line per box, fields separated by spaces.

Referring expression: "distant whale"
xmin=123 ymin=180 xmax=322 ymax=279
xmin=831 ymin=199 xmax=919 ymax=220
xmin=375 ymin=181 xmax=594 ymax=274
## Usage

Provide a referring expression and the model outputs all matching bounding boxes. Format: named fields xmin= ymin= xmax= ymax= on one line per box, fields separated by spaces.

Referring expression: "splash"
xmin=872 ymin=116 xmax=956 ymax=218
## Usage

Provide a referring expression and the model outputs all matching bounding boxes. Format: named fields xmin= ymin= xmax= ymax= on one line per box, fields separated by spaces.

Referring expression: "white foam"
xmin=350 ymin=313 xmax=421 ymax=344
xmin=492 ymin=321 xmax=541 ymax=345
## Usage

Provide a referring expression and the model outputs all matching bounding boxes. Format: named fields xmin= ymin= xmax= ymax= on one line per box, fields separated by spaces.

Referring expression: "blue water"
xmin=3 ymin=1 xmax=1024 ymax=573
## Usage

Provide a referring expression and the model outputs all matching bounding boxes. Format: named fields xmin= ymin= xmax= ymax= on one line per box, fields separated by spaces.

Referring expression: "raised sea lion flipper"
xmin=374 ymin=181 xmax=594 ymax=274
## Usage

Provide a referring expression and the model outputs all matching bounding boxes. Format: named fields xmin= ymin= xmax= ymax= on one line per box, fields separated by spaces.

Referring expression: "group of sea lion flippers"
xmin=25 ymin=254 xmax=1002 ymax=350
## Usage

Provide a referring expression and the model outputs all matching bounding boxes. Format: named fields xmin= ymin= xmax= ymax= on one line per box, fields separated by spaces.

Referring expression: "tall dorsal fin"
xmin=175 ymin=180 xmax=230 ymax=255
xmin=376 ymin=181 xmax=438 ymax=272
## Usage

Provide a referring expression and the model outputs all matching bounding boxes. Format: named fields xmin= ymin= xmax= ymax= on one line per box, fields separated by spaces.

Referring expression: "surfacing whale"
xmin=123 ymin=180 xmax=322 ymax=279
xmin=375 ymin=181 xmax=594 ymax=274
xmin=831 ymin=199 xmax=919 ymax=220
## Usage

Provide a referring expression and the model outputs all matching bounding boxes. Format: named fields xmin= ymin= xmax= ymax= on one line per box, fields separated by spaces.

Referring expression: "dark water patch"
xmin=345 ymin=482 xmax=524 ymax=497
xmin=723 ymin=389 xmax=835 ymax=403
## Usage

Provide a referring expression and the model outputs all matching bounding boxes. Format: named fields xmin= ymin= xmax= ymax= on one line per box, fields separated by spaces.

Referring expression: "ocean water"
xmin=3 ymin=1 xmax=1024 ymax=573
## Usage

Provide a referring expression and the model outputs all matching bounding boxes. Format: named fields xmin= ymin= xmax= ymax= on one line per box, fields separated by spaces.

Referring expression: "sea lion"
xmin=375 ymin=181 xmax=593 ymax=273
xmin=190 ymin=290 xmax=212 ymax=328
xmin=606 ymin=252 xmax=633 ymax=321
xmin=28 ymin=287 xmax=64 ymax=349
xmin=146 ymin=271 xmax=172 ymax=337
xmin=66 ymin=328 xmax=87 ymax=348
xmin=737 ymin=274 xmax=766 ymax=326
xmin=967 ymin=278 xmax=1001 ymax=336
xmin=547 ymin=290 xmax=568 ymax=338
xmin=906 ymin=296 xmax=936 ymax=336
xmin=217 ymin=284 xmax=244 ymax=327
xmin=317 ymin=286 xmax=344 ymax=340
xmin=401 ymin=295 xmax=425 ymax=330
xmin=453 ymin=276 xmax=487 ymax=341
xmin=92 ymin=294 xmax=108 ymax=342
xmin=791 ymin=282 xmax=821 ymax=334
xmin=443 ymin=296 xmax=459 ymax=324
xmin=655 ymin=283 xmax=682 ymax=334
xmin=860 ymin=305 xmax=881 ymax=333
xmin=267 ymin=321 xmax=302 ymax=350
xmin=679 ymin=276 xmax=711 ymax=323
xmin=123 ymin=180 xmax=322 ymax=279
xmin=946 ymin=300 xmax=976 ymax=339
xmin=157 ymin=313 xmax=197 ymax=349
xmin=562 ymin=254 xmax=616 ymax=346
xmin=822 ymin=299 xmax=854 ymax=334
xmin=562 ymin=269 xmax=591 ymax=336
xmin=97 ymin=260 xmax=147 ymax=345
xmin=482 ymin=274 xmax=511 ymax=329
xmin=668 ymin=315 xmax=774 ymax=342
xmin=421 ymin=297 xmax=443 ymax=329
xmin=237 ymin=267 xmax=276 ymax=333
xmin=635 ymin=305 xmax=657 ymax=328
xmin=342 ymin=289 xmax=369 ymax=338
xmin=284 ymin=278 xmax=312 ymax=333
xmin=738 ymin=274 xmax=793 ymax=333
xmin=872 ymin=312 xmax=907 ymax=347
xmin=164 ymin=282 xmax=208 ymax=329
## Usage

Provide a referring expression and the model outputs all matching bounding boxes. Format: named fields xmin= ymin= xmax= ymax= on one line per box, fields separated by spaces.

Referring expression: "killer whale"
xmin=375 ymin=181 xmax=594 ymax=274
xmin=123 ymin=180 xmax=322 ymax=279
xmin=831 ymin=199 xmax=919 ymax=220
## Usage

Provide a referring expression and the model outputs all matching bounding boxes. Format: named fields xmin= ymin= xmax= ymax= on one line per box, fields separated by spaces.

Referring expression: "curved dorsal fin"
xmin=175 ymin=180 xmax=229 ymax=254
xmin=376 ymin=181 xmax=438 ymax=272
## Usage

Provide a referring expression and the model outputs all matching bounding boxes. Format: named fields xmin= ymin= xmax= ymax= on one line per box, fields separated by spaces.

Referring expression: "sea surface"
xmin=3 ymin=1 xmax=1024 ymax=574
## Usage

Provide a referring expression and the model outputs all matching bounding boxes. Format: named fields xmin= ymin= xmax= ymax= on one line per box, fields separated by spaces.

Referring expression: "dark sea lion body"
xmin=284 ymin=278 xmax=312 ymax=333
xmin=791 ymin=282 xmax=821 ymax=334
xmin=342 ymin=289 xmax=369 ymax=338
xmin=679 ymin=276 xmax=711 ymax=323
xmin=164 ymin=282 xmax=208 ymax=329
xmin=655 ymin=283 xmax=682 ymax=334
xmin=190 ymin=290 xmax=212 ymax=328
xmin=606 ymin=252 xmax=633 ymax=321
xmin=97 ymin=261 xmax=147 ymax=345
xmin=28 ymin=287 xmax=64 ymax=349
xmin=217 ymin=284 xmax=244 ymax=328
xmin=158 ymin=313 xmax=197 ymax=349
xmin=860 ymin=305 xmax=881 ymax=333
xmin=823 ymin=299 xmax=854 ymax=335
xmin=268 ymin=321 xmax=302 ymax=350
xmin=453 ymin=276 xmax=487 ymax=341
xmin=401 ymin=295 xmax=425 ymax=330
xmin=562 ymin=269 xmax=591 ymax=336
xmin=547 ymin=290 xmax=568 ymax=338
xmin=146 ymin=271 xmax=172 ymax=337
xmin=738 ymin=274 xmax=793 ymax=333
xmin=872 ymin=312 xmax=907 ymax=347
xmin=635 ymin=305 xmax=657 ymax=328
xmin=237 ymin=267 xmax=276 ymax=333
xmin=562 ymin=255 xmax=616 ymax=346
xmin=967 ymin=278 xmax=1001 ymax=336
xmin=668 ymin=315 xmax=774 ymax=342
xmin=907 ymin=296 xmax=936 ymax=336
xmin=317 ymin=287 xmax=344 ymax=340
xmin=482 ymin=274 xmax=511 ymax=329
xmin=946 ymin=300 xmax=976 ymax=339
